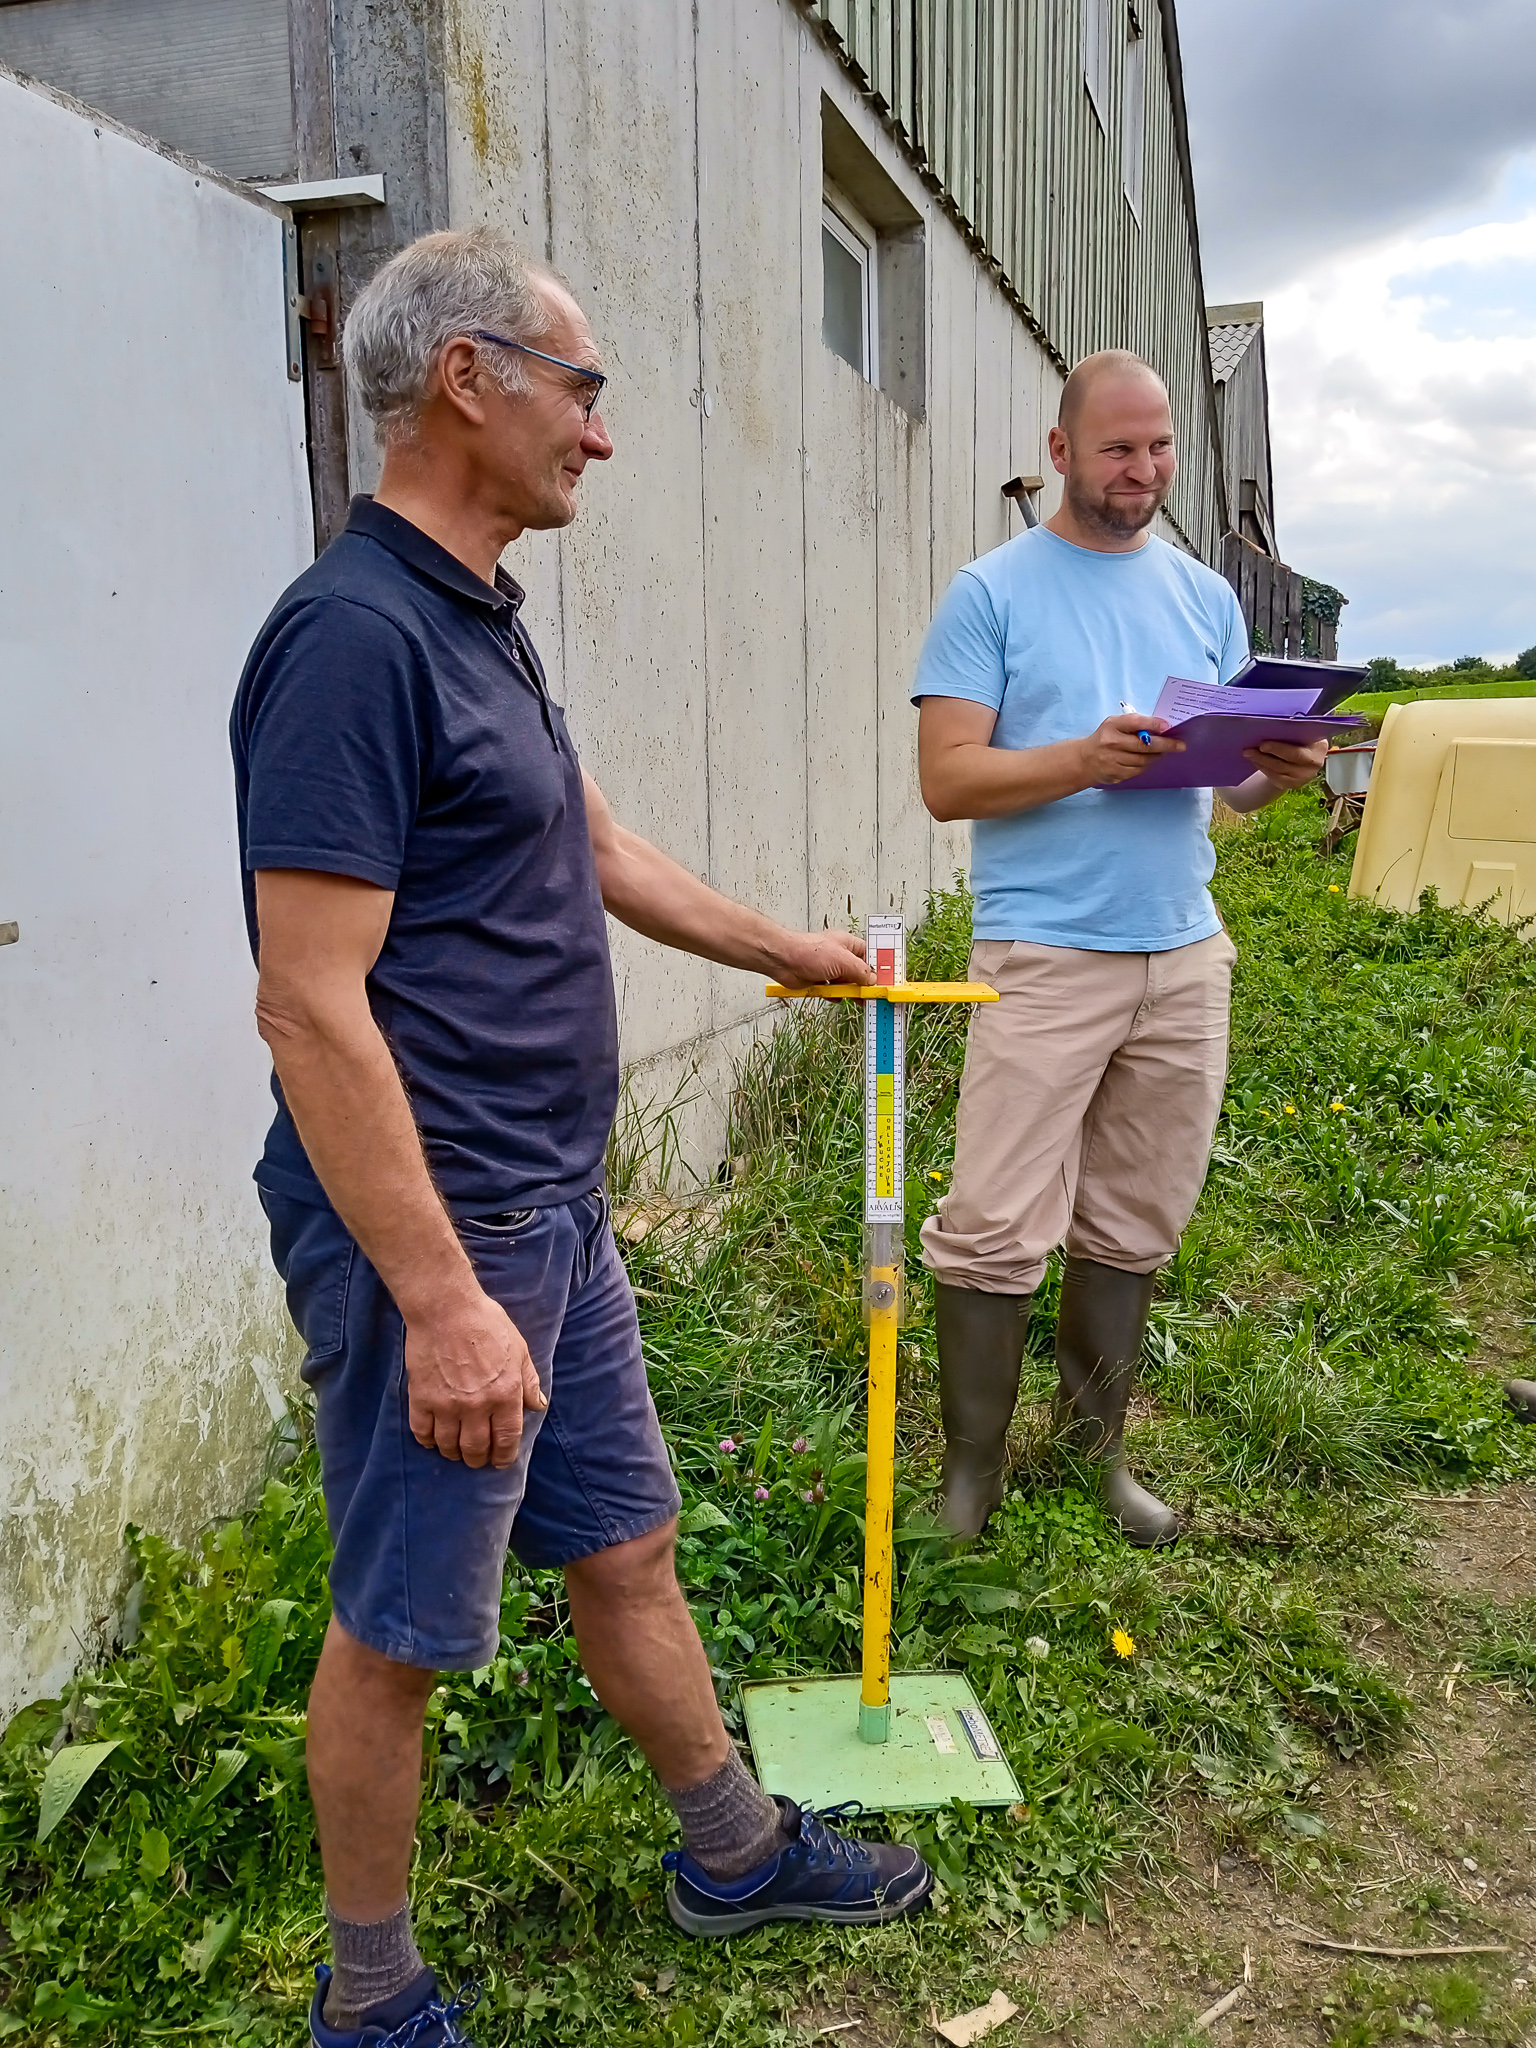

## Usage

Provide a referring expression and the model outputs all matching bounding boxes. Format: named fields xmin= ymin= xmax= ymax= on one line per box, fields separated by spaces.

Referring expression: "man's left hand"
xmin=766 ymin=928 xmax=868 ymax=987
xmin=1243 ymin=736 xmax=1331 ymax=791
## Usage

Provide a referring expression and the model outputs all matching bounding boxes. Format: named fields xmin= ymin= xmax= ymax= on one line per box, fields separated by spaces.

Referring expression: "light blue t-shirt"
xmin=912 ymin=526 xmax=1248 ymax=951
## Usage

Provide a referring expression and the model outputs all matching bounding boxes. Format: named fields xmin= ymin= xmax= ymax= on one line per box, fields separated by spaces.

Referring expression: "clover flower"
xmin=754 ymin=1485 xmax=770 ymax=1502
xmin=718 ymin=1438 xmax=737 ymax=1455
xmin=792 ymin=1436 xmax=808 ymax=1454
xmin=1024 ymin=1636 xmax=1050 ymax=1661
xmin=1111 ymin=1628 xmax=1136 ymax=1660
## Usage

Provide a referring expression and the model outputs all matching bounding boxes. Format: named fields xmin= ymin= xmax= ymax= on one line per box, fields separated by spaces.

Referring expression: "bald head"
xmin=1046 ymin=350 xmax=1177 ymax=549
xmin=1057 ymin=350 xmax=1170 ymax=440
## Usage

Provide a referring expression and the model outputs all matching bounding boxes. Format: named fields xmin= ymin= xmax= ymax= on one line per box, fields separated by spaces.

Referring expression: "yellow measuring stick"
xmin=769 ymin=932 xmax=997 ymax=1744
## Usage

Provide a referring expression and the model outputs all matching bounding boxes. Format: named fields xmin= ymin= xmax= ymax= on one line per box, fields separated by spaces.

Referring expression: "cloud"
xmin=1177 ymin=0 xmax=1536 ymax=298
xmin=1264 ymin=201 xmax=1536 ymax=664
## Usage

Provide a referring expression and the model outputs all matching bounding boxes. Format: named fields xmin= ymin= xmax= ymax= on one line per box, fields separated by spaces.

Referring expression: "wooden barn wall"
xmin=807 ymin=0 xmax=1221 ymax=562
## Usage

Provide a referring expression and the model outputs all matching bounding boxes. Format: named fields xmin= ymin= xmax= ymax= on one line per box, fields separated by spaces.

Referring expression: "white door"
xmin=0 ymin=68 xmax=313 ymax=1717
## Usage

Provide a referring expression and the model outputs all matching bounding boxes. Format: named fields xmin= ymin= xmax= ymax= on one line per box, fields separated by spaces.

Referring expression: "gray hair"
xmin=342 ymin=227 xmax=566 ymax=445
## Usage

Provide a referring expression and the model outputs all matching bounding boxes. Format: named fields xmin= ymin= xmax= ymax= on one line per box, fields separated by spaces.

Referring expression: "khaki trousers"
xmin=920 ymin=931 xmax=1236 ymax=1294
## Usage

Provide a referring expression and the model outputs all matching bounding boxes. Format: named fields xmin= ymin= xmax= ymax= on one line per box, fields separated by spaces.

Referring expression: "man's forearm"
xmin=596 ymin=828 xmax=803 ymax=978
xmin=1214 ymin=771 xmax=1281 ymax=815
xmin=921 ymin=736 xmax=1093 ymax=822
xmin=257 ymin=984 xmax=474 ymax=1318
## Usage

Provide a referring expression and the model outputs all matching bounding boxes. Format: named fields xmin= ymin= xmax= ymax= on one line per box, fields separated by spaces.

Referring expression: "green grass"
xmin=2 ymin=793 xmax=1534 ymax=2044
xmin=1340 ymin=678 xmax=1536 ymax=733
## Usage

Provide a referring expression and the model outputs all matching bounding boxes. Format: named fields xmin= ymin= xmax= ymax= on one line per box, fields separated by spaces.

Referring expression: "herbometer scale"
xmin=739 ymin=916 xmax=1023 ymax=1811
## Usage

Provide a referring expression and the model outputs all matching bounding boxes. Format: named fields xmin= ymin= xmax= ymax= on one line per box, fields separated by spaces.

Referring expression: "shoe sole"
xmin=665 ymin=1866 xmax=934 ymax=1939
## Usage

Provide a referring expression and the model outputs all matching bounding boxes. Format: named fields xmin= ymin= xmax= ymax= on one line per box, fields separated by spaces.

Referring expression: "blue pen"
xmin=1120 ymin=700 xmax=1152 ymax=748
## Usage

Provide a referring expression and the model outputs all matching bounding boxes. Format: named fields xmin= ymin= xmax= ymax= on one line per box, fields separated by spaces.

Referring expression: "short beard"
xmin=1063 ymin=472 xmax=1167 ymax=542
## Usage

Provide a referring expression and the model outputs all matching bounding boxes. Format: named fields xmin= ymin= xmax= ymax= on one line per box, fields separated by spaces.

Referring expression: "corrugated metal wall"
xmin=1215 ymin=337 xmax=1275 ymax=550
xmin=0 ymin=0 xmax=295 ymax=182
xmin=806 ymin=0 xmax=1221 ymax=561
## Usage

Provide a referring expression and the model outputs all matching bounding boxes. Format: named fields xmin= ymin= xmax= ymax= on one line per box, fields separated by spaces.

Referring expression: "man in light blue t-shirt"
xmin=914 ymin=349 xmax=1326 ymax=1547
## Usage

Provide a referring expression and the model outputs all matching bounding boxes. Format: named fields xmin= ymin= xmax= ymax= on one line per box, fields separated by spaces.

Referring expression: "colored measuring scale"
xmin=739 ymin=916 xmax=1022 ymax=1811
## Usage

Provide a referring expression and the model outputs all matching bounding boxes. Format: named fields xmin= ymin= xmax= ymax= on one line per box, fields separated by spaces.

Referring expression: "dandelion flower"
xmin=1111 ymin=1628 xmax=1137 ymax=1660
xmin=754 ymin=1485 xmax=770 ymax=1502
xmin=928 ymin=1170 xmax=944 ymax=1184
xmin=1025 ymin=1636 xmax=1050 ymax=1661
xmin=1328 ymin=884 xmax=1340 ymax=894
xmin=1329 ymin=1099 xmax=1347 ymax=1111
xmin=1282 ymin=1103 xmax=1296 ymax=1115
xmin=718 ymin=1437 xmax=737 ymax=1455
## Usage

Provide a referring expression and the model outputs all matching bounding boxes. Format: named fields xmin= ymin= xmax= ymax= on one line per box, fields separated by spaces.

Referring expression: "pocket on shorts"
xmin=459 ymin=1207 xmax=539 ymax=1238
xmin=259 ymin=1190 xmax=356 ymax=1363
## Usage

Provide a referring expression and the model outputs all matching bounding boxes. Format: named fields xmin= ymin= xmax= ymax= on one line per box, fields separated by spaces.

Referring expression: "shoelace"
xmin=381 ymin=1982 xmax=481 ymax=2047
xmin=795 ymin=1801 xmax=872 ymax=1873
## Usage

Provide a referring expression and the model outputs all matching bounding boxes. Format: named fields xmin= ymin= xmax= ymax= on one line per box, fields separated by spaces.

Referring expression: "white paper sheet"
xmin=1148 ymin=675 xmax=1322 ymax=724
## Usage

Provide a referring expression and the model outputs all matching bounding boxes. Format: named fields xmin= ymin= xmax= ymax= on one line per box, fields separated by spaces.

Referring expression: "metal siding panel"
xmin=807 ymin=0 xmax=1222 ymax=551
xmin=542 ymin=0 xmax=712 ymax=1064
xmin=0 ymin=0 xmax=294 ymax=181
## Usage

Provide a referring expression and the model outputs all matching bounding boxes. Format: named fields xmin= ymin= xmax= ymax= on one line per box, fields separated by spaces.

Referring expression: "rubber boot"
xmin=934 ymin=1283 xmax=1033 ymax=1538
xmin=1054 ymin=1256 xmax=1179 ymax=1549
xmin=1507 ymin=1380 xmax=1536 ymax=1424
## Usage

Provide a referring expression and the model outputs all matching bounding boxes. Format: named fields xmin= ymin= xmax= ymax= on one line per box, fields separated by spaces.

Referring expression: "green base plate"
xmin=741 ymin=1673 xmax=1022 ymax=1812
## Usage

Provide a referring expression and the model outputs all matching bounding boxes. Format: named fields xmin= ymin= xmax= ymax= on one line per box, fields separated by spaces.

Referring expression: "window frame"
xmin=821 ymin=182 xmax=880 ymax=387
xmin=1121 ymin=10 xmax=1147 ymax=221
xmin=1082 ymin=0 xmax=1111 ymax=130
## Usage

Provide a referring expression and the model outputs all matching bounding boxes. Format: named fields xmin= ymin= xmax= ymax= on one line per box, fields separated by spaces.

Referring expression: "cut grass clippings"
xmin=1 ymin=791 xmax=1534 ymax=2044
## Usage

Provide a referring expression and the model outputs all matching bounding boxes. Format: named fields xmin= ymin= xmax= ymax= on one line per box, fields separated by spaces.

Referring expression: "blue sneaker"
xmin=662 ymin=1796 xmax=933 ymax=1936
xmin=309 ymin=1965 xmax=481 ymax=2045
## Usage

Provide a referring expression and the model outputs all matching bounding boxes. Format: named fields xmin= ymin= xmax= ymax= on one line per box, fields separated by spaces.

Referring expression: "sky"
xmin=1176 ymin=0 xmax=1536 ymax=667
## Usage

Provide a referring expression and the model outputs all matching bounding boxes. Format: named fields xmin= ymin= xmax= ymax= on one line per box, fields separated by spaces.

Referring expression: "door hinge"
xmin=281 ymin=220 xmax=341 ymax=380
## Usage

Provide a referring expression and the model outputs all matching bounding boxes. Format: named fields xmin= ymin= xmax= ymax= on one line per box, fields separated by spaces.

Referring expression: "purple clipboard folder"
xmin=1099 ymin=713 xmax=1362 ymax=791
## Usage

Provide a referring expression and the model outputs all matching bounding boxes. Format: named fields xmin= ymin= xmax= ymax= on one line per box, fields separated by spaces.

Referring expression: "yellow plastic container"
xmin=1348 ymin=698 xmax=1536 ymax=930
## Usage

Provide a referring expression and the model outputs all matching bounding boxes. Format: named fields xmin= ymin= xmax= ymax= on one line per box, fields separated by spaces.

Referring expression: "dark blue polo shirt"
xmin=231 ymin=497 xmax=619 ymax=1214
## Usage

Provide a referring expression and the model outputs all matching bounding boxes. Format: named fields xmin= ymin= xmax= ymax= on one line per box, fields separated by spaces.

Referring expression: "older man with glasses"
xmin=231 ymin=228 xmax=932 ymax=2048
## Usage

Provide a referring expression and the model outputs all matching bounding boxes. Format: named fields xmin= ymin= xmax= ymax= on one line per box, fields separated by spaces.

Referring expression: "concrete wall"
xmin=442 ymin=0 xmax=1075 ymax=1169
xmin=0 ymin=70 xmax=313 ymax=1717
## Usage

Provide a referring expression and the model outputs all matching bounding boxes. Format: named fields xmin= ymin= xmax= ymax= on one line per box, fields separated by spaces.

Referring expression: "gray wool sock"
xmin=323 ymin=1898 xmax=426 ymax=2030
xmin=664 ymin=1747 xmax=791 ymax=1881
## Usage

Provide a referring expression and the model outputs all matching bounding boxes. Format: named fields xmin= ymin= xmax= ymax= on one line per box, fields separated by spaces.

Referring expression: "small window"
xmin=1122 ymin=12 xmax=1146 ymax=219
xmin=822 ymin=190 xmax=879 ymax=385
xmin=1082 ymin=0 xmax=1111 ymax=129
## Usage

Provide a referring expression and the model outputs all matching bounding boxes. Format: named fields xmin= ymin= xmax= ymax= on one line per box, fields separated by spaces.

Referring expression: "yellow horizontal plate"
xmin=765 ymin=981 xmax=998 ymax=1003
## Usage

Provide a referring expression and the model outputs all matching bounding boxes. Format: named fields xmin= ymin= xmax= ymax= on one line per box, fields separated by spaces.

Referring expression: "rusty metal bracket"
xmin=301 ymin=242 xmax=340 ymax=371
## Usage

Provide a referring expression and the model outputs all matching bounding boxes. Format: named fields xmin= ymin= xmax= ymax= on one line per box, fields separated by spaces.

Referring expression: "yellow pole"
xmin=859 ymin=1261 xmax=899 ymax=1743
xmin=764 ymin=969 xmax=997 ymax=1750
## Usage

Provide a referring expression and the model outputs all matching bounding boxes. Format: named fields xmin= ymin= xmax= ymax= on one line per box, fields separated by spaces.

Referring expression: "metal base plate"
xmin=741 ymin=1673 xmax=1022 ymax=1812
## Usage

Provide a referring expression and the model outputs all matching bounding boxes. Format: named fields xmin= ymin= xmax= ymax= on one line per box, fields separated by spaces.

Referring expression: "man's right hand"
xmin=403 ymin=1286 xmax=547 ymax=1470
xmin=1077 ymin=713 xmax=1185 ymax=786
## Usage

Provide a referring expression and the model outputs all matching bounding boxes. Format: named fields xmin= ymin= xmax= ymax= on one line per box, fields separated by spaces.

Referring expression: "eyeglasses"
xmin=470 ymin=331 xmax=607 ymax=421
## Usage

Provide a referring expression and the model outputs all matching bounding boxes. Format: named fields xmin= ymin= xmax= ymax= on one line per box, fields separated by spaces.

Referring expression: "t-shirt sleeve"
xmin=241 ymin=598 xmax=425 ymax=890
xmin=1216 ymin=583 xmax=1250 ymax=684
xmin=910 ymin=567 xmax=1007 ymax=709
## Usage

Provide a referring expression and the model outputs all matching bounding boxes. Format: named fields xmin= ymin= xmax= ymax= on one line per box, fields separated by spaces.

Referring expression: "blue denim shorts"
xmin=259 ymin=1187 xmax=681 ymax=1671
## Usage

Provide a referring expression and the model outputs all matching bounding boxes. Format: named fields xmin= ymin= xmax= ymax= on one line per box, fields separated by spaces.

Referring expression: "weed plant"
xmin=1 ymin=795 xmax=1533 ymax=2042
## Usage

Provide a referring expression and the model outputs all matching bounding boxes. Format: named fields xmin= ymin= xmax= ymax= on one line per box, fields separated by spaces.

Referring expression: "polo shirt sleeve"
xmin=1216 ymin=582 xmax=1250 ymax=684
xmin=241 ymin=597 xmax=425 ymax=890
xmin=910 ymin=566 xmax=1006 ymax=709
